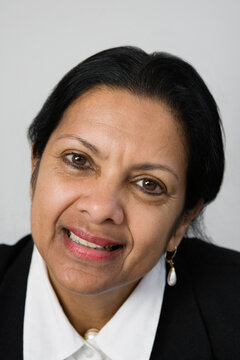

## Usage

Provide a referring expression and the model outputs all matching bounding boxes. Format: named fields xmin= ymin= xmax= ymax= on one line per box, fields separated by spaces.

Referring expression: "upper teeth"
xmin=69 ymin=231 xmax=105 ymax=250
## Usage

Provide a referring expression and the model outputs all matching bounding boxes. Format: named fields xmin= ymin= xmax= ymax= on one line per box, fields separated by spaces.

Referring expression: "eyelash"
xmin=134 ymin=178 xmax=165 ymax=196
xmin=63 ymin=152 xmax=92 ymax=170
xmin=62 ymin=152 xmax=165 ymax=197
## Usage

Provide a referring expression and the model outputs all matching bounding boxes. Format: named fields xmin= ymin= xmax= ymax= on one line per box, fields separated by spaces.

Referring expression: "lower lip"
xmin=63 ymin=232 xmax=122 ymax=261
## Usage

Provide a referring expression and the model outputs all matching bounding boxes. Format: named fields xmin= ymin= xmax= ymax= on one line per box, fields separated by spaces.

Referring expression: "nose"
xmin=76 ymin=181 xmax=125 ymax=225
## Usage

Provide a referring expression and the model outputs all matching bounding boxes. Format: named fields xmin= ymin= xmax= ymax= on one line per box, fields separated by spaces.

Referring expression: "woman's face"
xmin=31 ymin=87 xmax=190 ymax=296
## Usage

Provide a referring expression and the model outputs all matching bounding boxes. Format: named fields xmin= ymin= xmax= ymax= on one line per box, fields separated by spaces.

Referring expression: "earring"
xmin=164 ymin=247 xmax=177 ymax=286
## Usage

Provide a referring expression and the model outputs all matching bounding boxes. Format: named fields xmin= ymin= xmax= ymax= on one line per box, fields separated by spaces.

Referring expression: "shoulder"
xmin=179 ymin=237 xmax=240 ymax=265
xmin=178 ymin=237 xmax=240 ymax=299
xmin=178 ymin=238 xmax=240 ymax=354
xmin=0 ymin=235 xmax=33 ymax=282
xmin=0 ymin=236 xmax=33 ymax=356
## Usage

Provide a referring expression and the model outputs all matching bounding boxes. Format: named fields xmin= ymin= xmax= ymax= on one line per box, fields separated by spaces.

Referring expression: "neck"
xmin=48 ymin=273 xmax=140 ymax=335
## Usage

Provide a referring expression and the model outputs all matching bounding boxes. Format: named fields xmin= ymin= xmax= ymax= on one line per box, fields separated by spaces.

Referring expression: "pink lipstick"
xmin=63 ymin=227 xmax=123 ymax=261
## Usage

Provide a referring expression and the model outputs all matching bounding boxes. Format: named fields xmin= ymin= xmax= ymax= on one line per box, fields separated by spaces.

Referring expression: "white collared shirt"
xmin=24 ymin=246 xmax=165 ymax=360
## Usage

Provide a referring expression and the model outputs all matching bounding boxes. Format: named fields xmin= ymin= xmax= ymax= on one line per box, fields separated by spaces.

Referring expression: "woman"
xmin=0 ymin=46 xmax=239 ymax=360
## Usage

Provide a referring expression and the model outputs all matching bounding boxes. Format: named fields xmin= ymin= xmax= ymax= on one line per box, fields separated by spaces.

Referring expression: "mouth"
xmin=64 ymin=228 xmax=123 ymax=252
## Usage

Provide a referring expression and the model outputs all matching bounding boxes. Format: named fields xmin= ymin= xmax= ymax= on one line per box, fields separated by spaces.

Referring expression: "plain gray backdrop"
xmin=1 ymin=0 xmax=239 ymax=250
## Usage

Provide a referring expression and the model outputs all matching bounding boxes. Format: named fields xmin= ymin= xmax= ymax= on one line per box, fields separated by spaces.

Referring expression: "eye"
xmin=135 ymin=178 xmax=165 ymax=196
xmin=63 ymin=152 xmax=91 ymax=169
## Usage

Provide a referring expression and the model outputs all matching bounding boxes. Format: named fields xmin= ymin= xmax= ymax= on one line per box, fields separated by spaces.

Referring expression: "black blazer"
xmin=0 ymin=235 xmax=240 ymax=359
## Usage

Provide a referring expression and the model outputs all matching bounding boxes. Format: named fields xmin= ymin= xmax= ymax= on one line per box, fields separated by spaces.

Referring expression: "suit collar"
xmin=150 ymin=252 xmax=213 ymax=359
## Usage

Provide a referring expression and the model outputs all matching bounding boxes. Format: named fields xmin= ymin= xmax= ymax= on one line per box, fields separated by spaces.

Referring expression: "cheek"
xmin=31 ymin=172 xmax=79 ymax=246
xmin=128 ymin=200 xmax=176 ymax=238
xmin=126 ymin=198 xmax=184 ymax=258
xmin=125 ymin=203 xmax=174 ymax=261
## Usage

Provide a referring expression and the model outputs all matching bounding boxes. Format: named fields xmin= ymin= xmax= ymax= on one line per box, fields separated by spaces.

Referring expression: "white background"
xmin=0 ymin=0 xmax=239 ymax=250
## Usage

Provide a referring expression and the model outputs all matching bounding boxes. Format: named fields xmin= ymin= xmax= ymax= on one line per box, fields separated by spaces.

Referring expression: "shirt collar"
xmin=24 ymin=245 xmax=165 ymax=360
xmin=94 ymin=257 xmax=166 ymax=360
xmin=24 ymin=246 xmax=84 ymax=360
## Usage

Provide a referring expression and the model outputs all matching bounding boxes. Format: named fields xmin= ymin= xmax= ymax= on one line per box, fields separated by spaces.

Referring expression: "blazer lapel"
xmin=0 ymin=237 xmax=33 ymax=360
xmin=150 ymin=255 xmax=213 ymax=360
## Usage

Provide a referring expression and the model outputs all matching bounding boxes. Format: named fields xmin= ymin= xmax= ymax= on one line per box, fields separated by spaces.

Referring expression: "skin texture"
xmin=31 ymin=87 xmax=200 ymax=333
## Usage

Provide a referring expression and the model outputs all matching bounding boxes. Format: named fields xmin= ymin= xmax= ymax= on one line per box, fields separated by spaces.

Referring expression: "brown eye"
xmin=136 ymin=178 xmax=164 ymax=195
xmin=64 ymin=153 xmax=91 ymax=169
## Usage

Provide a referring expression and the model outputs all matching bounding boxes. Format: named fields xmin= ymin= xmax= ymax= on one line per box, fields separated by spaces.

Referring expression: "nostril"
xmin=76 ymin=192 xmax=125 ymax=225
xmin=105 ymin=218 xmax=116 ymax=224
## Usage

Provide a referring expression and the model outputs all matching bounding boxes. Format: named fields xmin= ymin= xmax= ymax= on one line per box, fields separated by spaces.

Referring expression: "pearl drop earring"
xmin=164 ymin=247 xmax=177 ymax=286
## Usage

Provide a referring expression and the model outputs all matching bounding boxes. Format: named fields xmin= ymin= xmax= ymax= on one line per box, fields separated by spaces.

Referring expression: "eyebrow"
xmin=132 ymin=163 xmax=179 ymax=180
xmin=56 ymin=134 xmax=179 ymax=180
xmin=56 ymin=135 xmax=103 ymax=158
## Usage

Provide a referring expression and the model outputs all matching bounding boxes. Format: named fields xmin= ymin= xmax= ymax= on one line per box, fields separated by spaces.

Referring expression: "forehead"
xmin=50 ymin=87 xmax=187 ymax=167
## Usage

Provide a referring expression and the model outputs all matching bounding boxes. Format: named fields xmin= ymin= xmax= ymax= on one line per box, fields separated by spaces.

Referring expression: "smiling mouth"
xmin=64 ymin=229 xmax=123 ymax=252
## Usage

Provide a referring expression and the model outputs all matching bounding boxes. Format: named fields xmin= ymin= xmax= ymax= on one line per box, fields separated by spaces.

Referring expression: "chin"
xmin=49 ymin=266 xmax=116 ymax=296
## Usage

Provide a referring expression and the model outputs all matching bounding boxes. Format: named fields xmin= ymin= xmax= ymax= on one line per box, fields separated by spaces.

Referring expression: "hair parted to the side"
xmin=28 ymin=46 xmax=225 ymax=234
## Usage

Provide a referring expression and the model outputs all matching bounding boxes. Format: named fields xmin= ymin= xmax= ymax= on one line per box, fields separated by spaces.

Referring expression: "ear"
xmin=166 ymin=199 xmax=204 ymax=252
xmin=30 ymin=148 xmax=40 ymax=200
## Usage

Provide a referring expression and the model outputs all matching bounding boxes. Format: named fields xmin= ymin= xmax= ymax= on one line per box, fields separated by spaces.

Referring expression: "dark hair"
xmin=28 ymin=46 xmax=225 ymax=219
